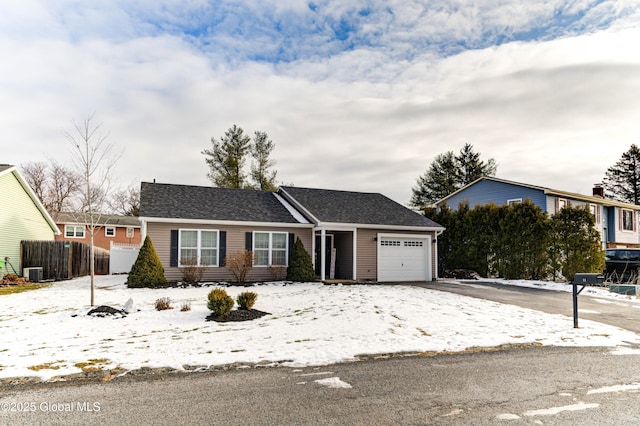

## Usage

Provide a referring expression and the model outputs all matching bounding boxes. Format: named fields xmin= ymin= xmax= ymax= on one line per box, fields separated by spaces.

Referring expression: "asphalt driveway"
xmin=414 ymin=280 xmax=640 ymax=334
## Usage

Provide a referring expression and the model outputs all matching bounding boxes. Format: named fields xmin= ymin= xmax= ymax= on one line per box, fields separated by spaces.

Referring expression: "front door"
xmin=315 ymin=235 xmax=334 ymax=278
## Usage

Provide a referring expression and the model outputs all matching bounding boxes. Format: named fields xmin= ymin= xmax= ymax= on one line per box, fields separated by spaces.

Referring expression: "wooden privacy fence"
xmin=21 ymin=240 xmax=110 ymax=281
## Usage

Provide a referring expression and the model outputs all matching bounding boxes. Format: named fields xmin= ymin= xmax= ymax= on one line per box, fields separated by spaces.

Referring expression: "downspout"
xmin=434 ymin=229 xmax=444 ymax=280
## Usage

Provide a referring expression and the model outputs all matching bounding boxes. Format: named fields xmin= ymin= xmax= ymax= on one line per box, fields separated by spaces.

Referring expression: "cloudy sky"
xmin=2 ymin=1 xmax=639 ymax=205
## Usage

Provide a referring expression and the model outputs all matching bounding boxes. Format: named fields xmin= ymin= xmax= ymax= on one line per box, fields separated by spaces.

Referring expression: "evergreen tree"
xmin=249 ymin=131 xmax=278 ymax=191
xmin=549 ymin=206 xmax=604 ymax=280
xmin=286 ymin=237 xmax=316 ymax=282
xmin=127 ymin=236 xmax=167 ymax=288
xmin=456 ymin=143 xmax=497 ymax=186
xmin=411 ymin=144 xmax=497 ymax=209
xmin=202 ymin=125 xmax=251 ymax=188
xmin=411 ymin=151 xmax=458 ymax=209
xmin=604 ymin=144 xmax=640 ymax=205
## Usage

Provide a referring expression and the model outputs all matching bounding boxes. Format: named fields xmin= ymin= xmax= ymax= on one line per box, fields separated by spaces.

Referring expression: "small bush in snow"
xmin=236 ymin=291 xmax=258 ymax=310
xmin=225 ymin=250 xmax=254 ymax=283
xmin=180 ymin=257 xmax=204 ymax=283
xmin=155 ymin=297 xmax=173 ymax=311
xmin=207 ymin=288 xmax=234 ymax=316
xmin=180 ymin=302 xmax=191 ymax=312
xmin=127 ymin=236 xmax=167 ymax=288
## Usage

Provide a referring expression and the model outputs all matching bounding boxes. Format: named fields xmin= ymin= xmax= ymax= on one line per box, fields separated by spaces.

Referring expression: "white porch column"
xmin=352 ymin=229 xmax=357 ymax=280
xmin=320 ymin=228 xmax=326 ymax=281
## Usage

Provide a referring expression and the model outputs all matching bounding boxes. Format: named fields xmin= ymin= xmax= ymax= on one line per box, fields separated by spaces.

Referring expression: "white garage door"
xmin=378 ymin=235 xmax=430 ymax=282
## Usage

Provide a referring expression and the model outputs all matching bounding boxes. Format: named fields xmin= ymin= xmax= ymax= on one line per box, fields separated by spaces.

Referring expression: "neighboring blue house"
xmin=434 ymin=177 xmax=640 ymax=249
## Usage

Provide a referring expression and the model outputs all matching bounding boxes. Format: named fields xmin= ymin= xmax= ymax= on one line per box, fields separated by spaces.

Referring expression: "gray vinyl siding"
xmin=0 ymin=171 xmax=55 ymax=276
xmin=356 ymin=229 xmax=378 ymax=280
xmin=146 ymin=222 xmax=313 ymax=282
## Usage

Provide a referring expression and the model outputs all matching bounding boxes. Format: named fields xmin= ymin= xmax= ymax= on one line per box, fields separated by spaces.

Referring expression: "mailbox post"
xmin=572 ymin=273 xmax=604 ymax=328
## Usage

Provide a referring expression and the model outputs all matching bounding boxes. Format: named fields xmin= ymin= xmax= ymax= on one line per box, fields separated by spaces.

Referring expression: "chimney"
xmin=593 ymin=184 xmax=604 ymax=198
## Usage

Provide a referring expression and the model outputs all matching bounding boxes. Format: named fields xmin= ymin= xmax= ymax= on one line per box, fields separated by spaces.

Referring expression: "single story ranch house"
xmin=139 ymin=182 xmax=444 ymax=282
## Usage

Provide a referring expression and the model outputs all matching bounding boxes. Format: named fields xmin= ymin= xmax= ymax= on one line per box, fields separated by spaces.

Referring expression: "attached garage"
xmin=377 ymin=234 xmax=432 ymax=282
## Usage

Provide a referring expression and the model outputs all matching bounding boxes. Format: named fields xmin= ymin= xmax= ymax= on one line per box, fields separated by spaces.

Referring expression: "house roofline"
xmin=1 ymin=165 xmax=60 ymax=235
xmin=314 ymin=221 xmax=445 ymax=232
xmin=139 ymin=216 xmax=314 ymax=229
xmin=434 ymin=176 xmax=640 ymax=210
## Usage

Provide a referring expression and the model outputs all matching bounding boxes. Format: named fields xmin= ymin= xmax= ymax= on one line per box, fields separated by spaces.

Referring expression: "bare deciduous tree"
xmin=108 ymin=184 xmax=140 ymax=216
xmin=64 ymin=114 xmax=122 ymax=306
xmin=21 ymin=160 xmax=80 ymax=220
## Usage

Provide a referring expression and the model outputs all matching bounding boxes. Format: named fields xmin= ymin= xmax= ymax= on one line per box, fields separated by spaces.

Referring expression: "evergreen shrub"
xmin=286 ymin=237 xmax=316 ymax=282
xmin=236 ymin=291 xmax=258 ymax=310
xmin=207 ymin=288 xmax=234 ymax=316
xmin=127 ymin=236 xmax=167 ymax=288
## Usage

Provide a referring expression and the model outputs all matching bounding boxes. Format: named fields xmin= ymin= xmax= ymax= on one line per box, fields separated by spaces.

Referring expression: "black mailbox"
xmin=573 ymin=273 xmax=604 ymax=285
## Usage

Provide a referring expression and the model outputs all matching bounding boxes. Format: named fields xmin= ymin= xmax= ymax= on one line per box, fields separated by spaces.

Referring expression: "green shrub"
xmin=236 ymin=291 xmax=258 ymax=310
xmin=155 ymin=297 xmax=172 ymax=311
xmin=207 ymin=288 xmax=234 ymax=316
xmin=127 ymin=236 xmax=167 ymax=288
xmin=286 ymin=237 xmax=316 ymax=282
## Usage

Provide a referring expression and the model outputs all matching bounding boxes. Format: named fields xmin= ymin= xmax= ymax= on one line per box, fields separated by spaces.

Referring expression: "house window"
xmin=253 ymin=232 xmax=288 ymax=266
xmin=179 ymin=229 xmax=218 ymax=266
xmin=64 ymin=225 xmax=85 ymax=238
xmin=589 ymin=204 xmax=600 ymax=223
xmin=507 ymin=198 xmax=522 ymax=207
xmin=105 ymin=226 xmax=116 ymax=237
xmin=381 ymin=240 xmax=401 ymax=246
xmin=622 ymin=209 xmax=635 ymax=232
xmin=126 ymin=227 xmax=134 ymax=238
xmin=557 ymin=199 xmax=567 ymax=213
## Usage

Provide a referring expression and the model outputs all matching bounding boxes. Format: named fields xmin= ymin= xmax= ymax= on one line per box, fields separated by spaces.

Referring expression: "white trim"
xmin=315 ymin=222 xmax=444 ymax=232
xmin=2 ymin=166 xmax=60 ymax=235
xmin=353 ymin=228 xmax=357 ymax=280
xmin=64 ymin=224 xmax=85 ymax=238
xmin=376 ymin=233 xmax=431 ymax=282
xmin=252 ymin=231 xmax=289 ymax=267
xmin=507 ymin=198 xmax=522 ymax=206
xmin=105 ymin=226 xmax=116 ymax=237
xmin=139 ymin=216 xmax=313 ymax=229
xmin=178 ymin=229 xmax=220 ymax=267
xmin=277 ymin=188 xmax=321 ymax=224
xmin=272 ymin=192 xmax=310 ymax=224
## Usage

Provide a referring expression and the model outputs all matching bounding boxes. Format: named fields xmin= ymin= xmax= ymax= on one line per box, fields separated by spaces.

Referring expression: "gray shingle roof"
xmin=280 ymin=186 xmax=443 ymax=228
xmin=56 ymin=212 xmax=141 ymax=227
xmin=140 ymin=182 xmax=304 ymax=223
xmin=0 ymin=164 xmax=14 ymax=173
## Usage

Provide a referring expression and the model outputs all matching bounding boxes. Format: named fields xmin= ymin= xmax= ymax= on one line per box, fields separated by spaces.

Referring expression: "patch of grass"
xmin=75 ymin=358 xmax=110 ymax=372
xmin=230 ymin=349 xmax=246 ymax=353
xmin=417 ymin=328 xmax=431 ymax=337
xmin=28 ymin=360 xmax=65 ymax=371
xmin=0 ymin=282 xmax=51 ymax=296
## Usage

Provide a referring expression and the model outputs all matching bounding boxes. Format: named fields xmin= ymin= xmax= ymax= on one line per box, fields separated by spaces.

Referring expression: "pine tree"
xmin=604 ymin=144 xmax=640 ymax=205
xmin=249 ymin=131 xmax=278 ymax=191
xmin=202 ymin=125 xmax=251 ymax=188
xmin=127 ymin=236 xmax=167 ymax=288
xmin=411 ymin=144 xmax=497 ymax=209
xmin=286 ymin=237 xmax=316 ymax=282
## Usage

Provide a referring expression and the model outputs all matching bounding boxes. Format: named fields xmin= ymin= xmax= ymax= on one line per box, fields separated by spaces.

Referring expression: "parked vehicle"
xmin=604 ymin=248 xmax=640 ymax=282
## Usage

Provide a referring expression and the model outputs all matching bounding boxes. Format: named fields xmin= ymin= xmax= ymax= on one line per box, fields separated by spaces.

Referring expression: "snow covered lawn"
xmin=1 ymin=275 xmax=640 ymax=381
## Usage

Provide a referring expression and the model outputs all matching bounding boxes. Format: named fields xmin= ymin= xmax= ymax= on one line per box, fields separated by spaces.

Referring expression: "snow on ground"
xmin=1 ymin=276 xmax=640 ymax=381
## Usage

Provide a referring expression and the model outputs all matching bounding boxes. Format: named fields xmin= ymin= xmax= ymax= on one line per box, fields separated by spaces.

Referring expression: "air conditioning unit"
xmin=23 ymin=267 xmax=43 ymax=282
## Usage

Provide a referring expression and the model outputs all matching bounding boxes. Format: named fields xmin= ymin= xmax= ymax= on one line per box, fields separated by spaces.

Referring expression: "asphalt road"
xmin=414 ymin=280 xmax=640 ymax=333
xmin=2 ymin=345 xmax=640 ymax=425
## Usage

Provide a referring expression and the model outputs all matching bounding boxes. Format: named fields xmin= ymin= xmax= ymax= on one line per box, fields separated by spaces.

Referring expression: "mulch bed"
xmin=206 ymin=308 xmax=270 ymax=322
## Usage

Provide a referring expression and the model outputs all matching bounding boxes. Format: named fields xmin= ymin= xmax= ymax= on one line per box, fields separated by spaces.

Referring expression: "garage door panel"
xmin=378 ymin=236 xmax=430 ymax=282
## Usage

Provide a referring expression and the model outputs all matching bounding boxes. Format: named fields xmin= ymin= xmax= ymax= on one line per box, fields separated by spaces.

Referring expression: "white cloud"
xmin=1 ymin=1 xmax=639 ymax=205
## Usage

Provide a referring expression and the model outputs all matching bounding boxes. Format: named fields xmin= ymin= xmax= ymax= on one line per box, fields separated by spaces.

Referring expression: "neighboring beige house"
xmin=0 ymin=164 xmax=59 ymax=277
xmin=139 ymin=182 xmax=444 ymax=282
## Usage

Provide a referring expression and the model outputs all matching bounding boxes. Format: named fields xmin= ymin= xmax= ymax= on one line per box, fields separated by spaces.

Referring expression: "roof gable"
xmin=0 ymin=164 xmax=60 ymax=234
xmin=279 ymin=186 xmax=442 ymax=228
xmin=55 ymin=212 xmax=141 ymax=227
xmin=140 ymin=182 xmax=307 ymax=224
